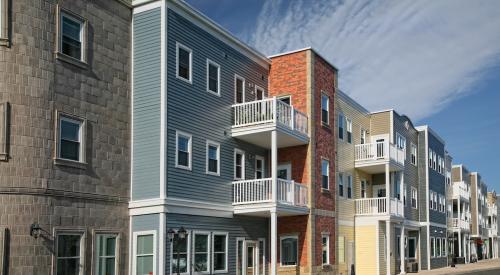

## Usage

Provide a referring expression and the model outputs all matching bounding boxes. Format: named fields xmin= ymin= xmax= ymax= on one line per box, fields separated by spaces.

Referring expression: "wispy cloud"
xmin=248 ymin=0 xmax=500 ymax=121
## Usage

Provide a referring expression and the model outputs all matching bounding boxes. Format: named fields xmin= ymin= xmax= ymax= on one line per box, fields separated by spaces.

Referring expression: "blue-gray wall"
xmin=428 ymin=132 xmax=446 ymax=225
xmin=132 ymin=8 xmax=162 ymax=200
xmin=132 ymin=214 xmax=161 ymax=274
xmin=429 ymin=225 xmax=447 ymax=268
xmin=166 ymin=8 xmax=269 ymax=204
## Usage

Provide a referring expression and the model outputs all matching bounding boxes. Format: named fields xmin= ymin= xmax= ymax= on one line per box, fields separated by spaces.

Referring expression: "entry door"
xmin=347 ymin=241 xmax=355 ymax=275
xmin=244 ymin=241 xmax=259 ymax=275
xmin=277 ymin=164 xmax=291 ymax=180
xmin=371 ymin=134 xmax=388 ymax=158
xmin=373 ymin=185 xmax=386 ymax=198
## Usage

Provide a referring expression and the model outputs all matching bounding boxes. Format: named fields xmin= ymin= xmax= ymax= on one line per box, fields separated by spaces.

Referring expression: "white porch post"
xmin=270 ymin=209 xmax=277 ymax=275
xmin=386 ymin=220 xmax=391 ymax=275
xmin=271 ymin=130 xmax=278 ymax=203
xmin=385 ymin=164 xmax=390 ymax=212
xmin=458 ymin=231 xmax=462 ymax=258
xmin=400 ymin=172 xmax=404 ymax=217
xmin=400 ymin=224 xmax=406 ymax=274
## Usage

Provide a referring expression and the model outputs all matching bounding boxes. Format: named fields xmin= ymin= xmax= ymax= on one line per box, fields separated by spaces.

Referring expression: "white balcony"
xmin=355 ymin=197 xmax=404 ymax=218
xmin=487 ymin=205 xmax=498 ymax=217
xmin=450 ymin=181 xmax=470 ymax=201
xmin=232 ymin=178 xmax=309 ymax=216
xmin=231 ymin=97 xmax=309 ymax=148
xmin=354 ymin=141 xmax=405 ymax=173
xmin=449 ymin=218 xmax=470 ymax=231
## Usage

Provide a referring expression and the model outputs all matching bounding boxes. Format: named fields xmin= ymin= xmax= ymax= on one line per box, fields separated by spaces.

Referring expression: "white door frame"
xmin=277 ymin=163 xmax=291 ymax=180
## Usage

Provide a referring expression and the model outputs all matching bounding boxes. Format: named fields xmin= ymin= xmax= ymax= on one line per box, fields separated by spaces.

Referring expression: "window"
xmin=212 ymin=233 xmax=228 ymax=273
xmin=194 ymin=232 xmax=210 ymax=273
xmin=206 ymin=141 xmax=220 ymax=175
xmin=255 ymin=156 xmax=264 ymax=179
xmin=171 ymin=233 xmax=189 ymax=274
xmin=411 ymin=187 xmax=417 ymax=209
xmin=278 ymin=96 xmax=291 ymax=105
xmin=255 ymin=86 xmax=265 ymax=100
xmin=396 ymin=133 xmax=406 ymax=151
xmin=403 ymin=184 xmax=407 ymax=206
xmin=436 ymin=238 xmax=441 ymax=257
xmin=396 ymin=235 xmax=401 ymax=257
xmin=95 ymin=233 xmax=118 ymax=275
xmin=411 ymin=143 xmax=417 ymax=165
xmin=176 ymin=131 xmax=192 ymax=170
xmin=430 ymin=237 xmax=435 ymax=257
xmin=235 ymin=75 xmax=245 ymax=103
xmin=58 ymin=113 xmax=85 ymax=163
xmin=207 ymin=60 xmax=220 ymax=95
xmin=346 ymin=118 xmax=352 ymax=143
xmin=338 ymin=173 xmax=344 ymax=197
xmin=322 ymin=234 xmax=330 ymax=265
xmin=433 ymin=151 xmax=437 ymax=170
xmin=321 ymin=94 xmax=329 ymax=125
xmin=176 ymin=43 xmax=192 ymax=83
xmin=347 ymin=175 xmax=352 ymax=199
xmin=58 ymin=9 xmax=86 ymax=62
xmin=361 ymin=180 xmax=367 ymax=198
xmin=280 ymin=236 xmax=298 ymax=266
xmin=135 ymin=232 xmax=156 ymax=275
xmin=429 ymin=149 xmax=433 ymax=168
xmin=56 ymin=232 xmax=84 ymax=275
xmin=338 ymin=113 xmax=344 ymax=140
xmin=360 ymin=129 xmax=366 ymax=144
xmin=0 ymin=0 xmax=9 ymax=44
xmin=408 ymin=237 xmax=416 ymax=259
xmin=441 ymin=238 xmax=446 ymax=257
xmin=321 ymin=159 xmax=329 ymax=190
xmin=437 ymin=156 xmax=441 ymax=173
xmin=234 ymin=149 xmax=245 ymax=180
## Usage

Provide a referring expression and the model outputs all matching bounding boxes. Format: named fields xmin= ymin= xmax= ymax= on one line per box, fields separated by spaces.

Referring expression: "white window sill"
xmin=206 ymin=171 xmax=220 ymax=176
xmin=56 ymin=52 xmax=88 ymax=69
xmin=54 ymin=158 xmax=87 ymax=169
xmin=176 ymin=75 xmax=192 ymax=84
xmin=206 ymin=90 xmax=221 ymax=97
xmin=175 ymin=164 xmax=192 ymax=171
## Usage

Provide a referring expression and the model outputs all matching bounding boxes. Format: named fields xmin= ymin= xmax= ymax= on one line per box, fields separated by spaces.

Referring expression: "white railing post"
xmin=291 ymin=108 xmax=295 ymax=130
xmin=291 ymin=180 xmax=295 ymax=205
xmin=272 ymin=97 xmax=278 ymax=124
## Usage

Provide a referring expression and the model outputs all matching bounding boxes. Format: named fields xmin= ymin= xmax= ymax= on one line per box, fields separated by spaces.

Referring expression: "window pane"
xmin=61 ymin=140 xmax=80 ymax=161
xmin=194 ymin=254 xmax=208 ymax=271
xmin=57 ymin=258 xmax=80 ymax=275
xmin=62 ymin=17 xmax=81 ymax=41
xmin=178 ymin=136 xmax=189 ymax=151
xmin=172 ymin=253 xmax=188 ymax=273
xmin=236 ymin=78 xmax=244 ymax=103
xmin=195 ymin=234 xmax=208 ymax=251
xmin=62 ymin=16 xmax=82 ymax=59
xmin=214 ymin=253 xmax=226 ymax=271
xmin=61 ymin=120 xmax=80 ymax=141
xmin=137 ymin=235 xmax=153 ymax=255
xmin=136 ymin=255 xmax=153 ymax=275
xmin=209 ymin=159 xmax=218 ymax=173
xmin=208 ymin=145 xmax=217 ymax=160
xmin=209 ymin=64 xmax=218 ymax=92
xmin=58 ymin=235 xmax=81 ymax=257
xmin=213 ymin=235 xmax=226 ymax=252
xmin=178 ymin=151 xmax=189 ymax=167
xmin=281 ymin=238 xmax=297 ymax=265
xmin=178 ymin=48 xmax=190 ymax=79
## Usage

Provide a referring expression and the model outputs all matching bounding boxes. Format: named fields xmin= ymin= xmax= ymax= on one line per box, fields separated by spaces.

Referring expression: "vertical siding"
xmin=132 ymin=8 xmax=162 ymax=200
xmin=166 ymin=8 xmax=269 ymax=205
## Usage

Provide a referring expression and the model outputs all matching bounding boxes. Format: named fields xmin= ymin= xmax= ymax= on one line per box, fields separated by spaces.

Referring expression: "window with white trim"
xmin=411 ymin=187 xmax=417 ymax=209
xmin=403 ymin=183 xmax=407 ymax=206
xmin=322 ymin=234 xmax=330 ymax=265
xmin=234 ymin=149 xmax=245 ymax=180
xmin=171 ymin=232 xmax=188 ymax=274
xmin=212 ymin=233 xmax=228 ymax=273
xmin=255 ymin=86 xmax=265 ymax=100
xmin=206 ymin=59 xmax=220 ymax=95
xmin=95 ymin=233 xmax=119 ymax=275
xmin=347 ymin=174 xmax=352 ymax=199
xmin=436 ymin=238 xmax=441 ymax=257
xmin=433 ymin=151 xmax=437 ymax=170
xmin=321 ymin=159 xmax=329 ymax=190
xmin=338 ymin=173 xmax=344 ymax=197
xmin=411 ymin=143 xmax=417 ymax=165
xmin=321 ymin=93 xmax=329 ymax=125
xmin=280 ymin=236 xmax=298 ymax=266
xmin=206 ymin=141 xmax=220 ymax=176
xmin=58 ymin=113 xmax=85 ymax=163
xmin=408 ymin=237 xmax=417 ymax=259
xmin=176 ymin=131 xmax=192 ymax=170
xmin=235 ymin=75 xmax=245 ymax=104
xmin=58 ymin=9 xmax=86 ymax=62
xmin=361 ymin=180 xmax=367 ymax=198
xmin=135 ymin=232 xmax=155 ymax=275
xmin=441 ymin=238 xmax=446 ymax=257
xmin=193 ymin=232 xmax=210 ymax=273
xmin=346 ymin=118 xmax=352 ymax=143
xmin=56 ymin=231 xmax=85 ymax=275
xmin=255 ymin=156 xmax=264 ymax=179
xmin=176 ymin=42 xmax=192 ymax=83
xmin=429 ymin=148 xmax=433 ymax=168
xmin=430 ymin=237 xmax=435 ymax=258
xmin=360 ymin=129 xmax=367 ymax=144
xmin=396 ymin=235 xmax=401 ymax=257
xmin=396 ymin=133 xmax=406 ymax=151
xmin=338 ymin=113 xmax=344 ymax=140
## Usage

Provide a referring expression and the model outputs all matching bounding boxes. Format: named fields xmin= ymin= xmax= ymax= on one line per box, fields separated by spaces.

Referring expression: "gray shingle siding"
xmin=166 ymin=8 xmax=269 ymax=204
xmin=132 ymin=8 xmax=162 ymax=200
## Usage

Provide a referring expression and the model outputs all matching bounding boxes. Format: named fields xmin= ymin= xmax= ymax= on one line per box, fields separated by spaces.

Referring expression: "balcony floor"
xmin=233 ymin=202 xmax=309 ymax=217
xmin=355 ymin=159 xmax=404 ymax=174
xmin=231 ymin=122 xmax=309 ymax=149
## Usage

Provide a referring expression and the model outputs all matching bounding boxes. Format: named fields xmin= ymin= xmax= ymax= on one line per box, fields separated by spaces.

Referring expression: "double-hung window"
xmin=255 ymin=156 xmax=264 ymax=179
xmin=347 ymin=175 xmax=352 ymax=199
xmin=58 ymin=9 xmax=86 ymax=62
xmin=411 ymin=187 xmax=417 ymax=209
xmin=321 ymin=159 xmax=329 ymax=190
xmin=135 ymin=232 xmax=156 ymax=275
xmin=346 ymin=118 xmax=352 ymax=143
xmin=338 ymin=113 xmax=344 ymax=140
xmin=95 ymin=233 xmax=119 ymax=275
xmin=56 ymin=231 xmax=85 ymax=275
xmin=176 ymin=43 xmax=192 ymax=83
xmin=396 ymin=133 xmax=406 ymax=156
xmin=58 ymin=113 xmax=85 ymax=163
xmin=433 ymin=151 xmax=437 ymax=170
xmin=234 ymin=149 xmax=245 ymax=180
xmin=212 ymin=233 xmax=228 ymax=273
xmin=431 ymin=237 xmax=435 ymax=258
xmin=176 ymin=131 xmax=192 ymax=170
xmin=207 ymin=59 xmax=220 ymax=95
xmin=403 ymin=184 xmax=407 ymax=206
xmin=411 ymin=143 xmax=417 ymax=165
xmin=360 ymin=129 xmax=366 ymax=144
xmin=361 ymin=180 xmax=367 ymax=198
xmin=171 ymin=233 xmax=188 ymax=274
xmin=338 ymin=173 xmax=344 ymax=197
xmin=321 ymin=94 xmax=329 ymax=125
xmin=441 ymin=238 xmax=446 ymax=257
xmin=280 ymin=236 xmax=298 ymax=266
xmin=206 ymin=141 xmax=220 ymax=176
xmin=193 ymin=232 xmax=210 ymax=273
xmin=436 ymin=238 xmax=441 ymax=257
xmin=322 ymin=234 xmax=330 ymax=265
xmin=235 ymin=75 xmax=245 ymax=104
xmin=429 ymin=149 xmax=433 ymax=168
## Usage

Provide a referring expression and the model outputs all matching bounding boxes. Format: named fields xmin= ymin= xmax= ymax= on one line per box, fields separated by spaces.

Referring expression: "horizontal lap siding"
xmin=132 ymin=8 xmax=162 ymax=200
xmin=132 ymin=214 xmax=160 ymax=275
xmin=370 ymin=112 xmax=390 ymax=137
xmin=428 ymin=132 xmax=446 ymax=225
xmin=166 ymin=9 xmax=269 ymax=204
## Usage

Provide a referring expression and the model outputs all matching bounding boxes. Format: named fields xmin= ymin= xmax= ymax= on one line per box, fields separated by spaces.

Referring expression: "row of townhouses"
xmin=0 ymin=1 xmax=497 ymax=275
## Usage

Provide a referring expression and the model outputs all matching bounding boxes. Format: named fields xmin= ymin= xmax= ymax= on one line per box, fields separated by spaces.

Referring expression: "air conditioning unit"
xmin=406 ymin=262 xmax=418 ymax=273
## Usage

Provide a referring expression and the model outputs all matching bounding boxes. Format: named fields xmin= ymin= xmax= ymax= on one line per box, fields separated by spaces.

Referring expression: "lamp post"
xmin=168 ymin=227 xmax=188 ymax=275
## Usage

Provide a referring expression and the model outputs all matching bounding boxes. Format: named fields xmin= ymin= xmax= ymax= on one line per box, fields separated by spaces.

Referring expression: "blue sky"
xmin=186 ymin=0 xmax=500 ymax=191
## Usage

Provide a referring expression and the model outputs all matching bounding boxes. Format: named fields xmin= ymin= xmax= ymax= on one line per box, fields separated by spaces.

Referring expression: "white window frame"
xmin=212 ymin=232 xmax=228 ymax=274
xmin=436 ymin=237 xmax=441 ymax=257
xmin=360 ymin=128 xmax=367 ymax=144
xmin=234 ymin=74 xmax=245 ymax=104
xmin=93 ymin=230 xmax=120 ymax=275
xmin=258 ymin=238 xmax=266 ymax=275
xmin=193 ymin=231 xmax=211 ymax=274
xmin=175 ymin=131 xmax=192 ymax=170
xmin=133 ymin=230 xmax=157 ymax=275
xmin=338 ymin=173 xmax=344 ymax=197
xmin=411 ymin=187 xmax=418 ymax=209
xmin=176 ymin=42 xmax=193 ymax=83
xmin=403 ymin=183 xmax=407 ymax=206
xmin=321 ymin=233 xmax=330 ymax=265
xmin=321 ymin=93 xmax=329 ymax=125
xmin=411 ymin=143 xmax=417 ymax=166
xmin=430 ymin=237 xmax=435 ymax=258
xmin=338 ymin=113 xmax=345 ymax=140
xmin=206 ymin=140 xmax=220 ymax=176
xmin=361 ymin=179 xmax=367 ymax=199
xmin=321 ymin=158 xmax=329 ymax=190
xmin=280 ymin=235 xmax=298 ymax=267
xmin=54 ymin=229 xmax=86 ymax=275
xmin=255 ymin=155 xmax=265 ymax=179
xmin=57 ymin=8 xmax=87 ymax=63
xmin=57 ymin=112 xmax=86 ymax=164
xmin=234 ymin=149 xmax=245 ymax=180
xmin=433 ymin=151 xmax=437 ymax=170
xmin=347 ymin=174 xmax=353 ymax=199
xmin=346 ymin=118 xmax=353 ymax=144
xmin=255 ymin=85 xmax=266 ymax=100
xmin=408 ymin=237 xmax=417 ymax=259
xmin=396 ymin=235 xmax=401 ymax=257
xmin=206 ymin=59 xmax=220 ymax=96
xmin=429 ymin=148 xmax=433 ymax=168
xmin=168 ymin=230 xmax=190 ymax=275
xmin=442 ymin=238 xmax=447 ymax=257
xmin=396 ymin=133 xmax=406 ymax=157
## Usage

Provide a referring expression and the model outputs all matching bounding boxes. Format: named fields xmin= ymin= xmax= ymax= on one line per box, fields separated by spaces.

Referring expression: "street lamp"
xmin=168 ymin=227 xmax=188 ymax=275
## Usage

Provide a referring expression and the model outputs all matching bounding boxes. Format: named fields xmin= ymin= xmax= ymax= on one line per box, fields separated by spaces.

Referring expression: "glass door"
xmin=237 ymin=240 xmax=264 ymax=275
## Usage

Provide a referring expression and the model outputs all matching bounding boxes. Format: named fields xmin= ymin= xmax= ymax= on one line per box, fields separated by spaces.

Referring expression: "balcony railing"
xmin=355 ymin=197 xmax=404 ymax=217
xmin=232 ymin=178 xmax=308 ymax=207
xmin=451 ymin=181 xmax=470 ymax=200
xmin=487 ymin=205 xmax=498 ymax=217
xmin=354 ymin=141 xmax=405 ymax=166
xmin=449 ymin=218 xmax=469 ymax=230
xmin=232 ymin=97 xmax=308 ymax=136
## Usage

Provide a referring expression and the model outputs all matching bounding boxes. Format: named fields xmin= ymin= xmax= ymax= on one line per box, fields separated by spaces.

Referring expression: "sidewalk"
xmin=418 ymin=258 xmax=500 ymax=274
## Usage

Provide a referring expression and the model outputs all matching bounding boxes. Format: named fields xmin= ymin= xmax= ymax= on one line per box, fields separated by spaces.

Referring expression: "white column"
xmin=386 ymin=220 xmax=391 ymax=275
xmin=270 ymin=209 xmax=277 ymax=275
xmin=458 ymin=231 xmax=462 ymax=258
xmin=386 ymin=164 xmax=390 ymax=213
xmin=400 ymin=225 xmax=406 ymax=274
xmin=400 ymin=172 xmax=404 ymax=217
xmin=271 ymin=130 xmax=278 ymax=203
